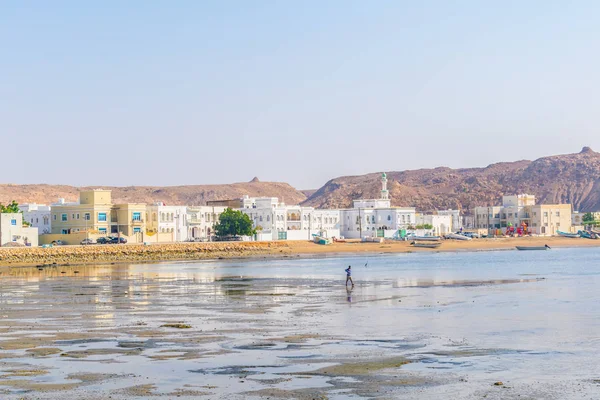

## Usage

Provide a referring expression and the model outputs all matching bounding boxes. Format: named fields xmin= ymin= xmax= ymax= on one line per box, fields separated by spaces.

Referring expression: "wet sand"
xmin=0 ymin=236 xmax=598 ymax=268
xmin=0 ymin=249 xmax=599 ymax=399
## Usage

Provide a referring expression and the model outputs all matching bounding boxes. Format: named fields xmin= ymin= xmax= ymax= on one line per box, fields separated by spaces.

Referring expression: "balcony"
xmin=131 ymin=219 xmax=144 ymax=225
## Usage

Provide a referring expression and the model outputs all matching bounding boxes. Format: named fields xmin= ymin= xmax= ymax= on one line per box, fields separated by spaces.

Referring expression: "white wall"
xmin=0 ymin=213 xmax=39 ymax=247
xmin=21 ymin=204 xmax=52 ymax=234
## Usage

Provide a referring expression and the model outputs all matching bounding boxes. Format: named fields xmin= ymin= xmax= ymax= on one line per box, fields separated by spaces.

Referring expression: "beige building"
xmin=50 ymin=190 xmax=146 ymax=241
xmin=473 ymin=194 xmax=572 ymax=236
xmin=51 ymin=190 xmax=113 ymax=235
xmin=529 ymin=204 xmax=572 ymax=235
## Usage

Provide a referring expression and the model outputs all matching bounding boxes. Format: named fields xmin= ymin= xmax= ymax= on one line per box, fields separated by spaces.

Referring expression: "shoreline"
xmin=1 ymin=236 xmax=599 ymax=268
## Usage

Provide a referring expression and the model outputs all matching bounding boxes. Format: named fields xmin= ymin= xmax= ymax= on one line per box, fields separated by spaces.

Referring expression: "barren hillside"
xmin=303 ymin=147 xmax=600 ymax=212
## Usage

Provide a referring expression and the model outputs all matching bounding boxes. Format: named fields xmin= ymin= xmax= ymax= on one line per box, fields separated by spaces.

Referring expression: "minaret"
xmin=380 ymin=172 xmax=389 ymax=200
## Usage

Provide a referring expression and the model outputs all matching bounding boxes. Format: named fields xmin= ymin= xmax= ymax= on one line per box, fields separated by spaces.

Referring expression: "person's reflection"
xmin=346 ymin=286 xmax=354 ymax=303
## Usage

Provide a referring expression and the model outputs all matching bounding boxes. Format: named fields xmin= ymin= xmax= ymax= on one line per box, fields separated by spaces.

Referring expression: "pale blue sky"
xmin=2 ymin=1 xmax=599 ymax=189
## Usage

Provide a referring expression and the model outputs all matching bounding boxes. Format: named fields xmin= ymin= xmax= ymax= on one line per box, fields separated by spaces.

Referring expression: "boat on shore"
xmin=411 ymin=236 xmax=442 ymax=241
xmin=411 ymin=241 xmax=442 ymax=249
xmin=516 ymin=245 xmax=551 ymax=251
xmin=557 ymin=231 xmax=580 ymax=238
xmin=445 ymin=233 xmax=472 ymax=241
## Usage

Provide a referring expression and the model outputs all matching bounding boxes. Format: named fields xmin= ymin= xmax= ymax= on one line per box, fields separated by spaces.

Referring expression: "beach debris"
xmin=493 ymin=381 xmax=504 ymax=386
xmin=160 ymin=323 xmax=192 ymax=329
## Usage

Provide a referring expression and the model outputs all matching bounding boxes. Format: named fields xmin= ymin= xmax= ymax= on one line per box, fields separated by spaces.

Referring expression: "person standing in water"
xmin=345 ymin=265 xmax=354 ymax=287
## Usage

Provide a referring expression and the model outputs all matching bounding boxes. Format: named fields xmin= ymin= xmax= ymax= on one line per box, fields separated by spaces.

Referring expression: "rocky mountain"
xmin=0 ymin=180 xmax=307 ymax=207
xmin=303 ymin=147 xmax=600 ymax=212
xmin=3 ymin=148 xmax=600 ymax=213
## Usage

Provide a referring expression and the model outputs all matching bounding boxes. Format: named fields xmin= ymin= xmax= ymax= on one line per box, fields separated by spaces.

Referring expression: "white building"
xmin=239 ymin=197 xmax=341 ymax=241
xmin=186 ymin=205 xmax=227 ymax=240
xmin=435 ymin=209 xmax=462 ymax=232
xmin=339 ymin=173 xmax=416 ymax=239
xmin=414 ymin=213 xmax=453 ymax=235
xmin=146 ymin=203 xmax=188 ymax=242
xmin=0 ymin=213 xmax=39 ymax=247
xmin=20 ymin=204 xmax=52 ymax=234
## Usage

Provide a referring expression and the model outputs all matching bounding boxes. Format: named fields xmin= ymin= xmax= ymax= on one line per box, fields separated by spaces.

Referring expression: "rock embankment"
xmin=0 ymin=242 xmax=289 ymax=267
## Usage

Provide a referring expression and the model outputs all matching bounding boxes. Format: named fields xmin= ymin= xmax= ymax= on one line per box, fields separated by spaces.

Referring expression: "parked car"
xmin=51 ymin=240 xmax=65 ymax=246
xmin=96 ymin=237 xmax=110 ymax=244
xmin=109 ymin=236 xmax=127 ymax=244
xmin=80 ymin=238 xmax=95 ymax=245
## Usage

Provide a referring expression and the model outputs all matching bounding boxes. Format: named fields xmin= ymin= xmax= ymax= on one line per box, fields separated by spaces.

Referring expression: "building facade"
xmin=414 ymin=214 xmax=453 ymax=235
xmin=50 ymin=190 xmax=147 ymax=241
xmin=435 ymin=209 xmax=462 ymax=232
xmin=0 ymin=213 xmax=38 ymax=247
xmin=473 ymin=194 xmax=572 ymax=236
xmin=239 ymin=197 xmax=341 ymax=241
xmin=186 ymin=206 xmax=227 ymax=240
xmin=147 ymin=203 xmax=188 ymax=242
xmin=339 ymin=173 xmax=416 ymax=239
xmin=20 ymin=204 xmax=52 ymax=234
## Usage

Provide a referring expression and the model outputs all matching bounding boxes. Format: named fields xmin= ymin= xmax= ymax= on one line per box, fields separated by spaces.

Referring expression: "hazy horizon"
xmin=2 ymin=1 xmax=599 ymax=189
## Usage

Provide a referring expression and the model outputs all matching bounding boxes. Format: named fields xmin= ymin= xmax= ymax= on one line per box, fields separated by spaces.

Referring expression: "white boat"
xmin=411 ymin=241 xmax=442 ymax=249
xmin=557 ymin=231 xmax=580 ymax=238
xmin=411 ymin=236 xmax=442 ymax=241
xmin=445 ymin=233 xmax=472 ymax=241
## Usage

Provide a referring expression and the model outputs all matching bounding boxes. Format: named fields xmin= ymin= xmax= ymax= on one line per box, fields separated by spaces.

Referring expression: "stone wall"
xmin=0 ymin=241 xmax=289 ymax=266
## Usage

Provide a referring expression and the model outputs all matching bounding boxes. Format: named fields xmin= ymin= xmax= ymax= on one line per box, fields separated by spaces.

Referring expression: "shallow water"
xmin=0 ymin=248 xmax=599 ymax=399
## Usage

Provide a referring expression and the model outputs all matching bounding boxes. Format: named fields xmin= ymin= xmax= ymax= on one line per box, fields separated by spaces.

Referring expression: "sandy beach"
xmin=0 ymin=236 xmax=599 ymax=267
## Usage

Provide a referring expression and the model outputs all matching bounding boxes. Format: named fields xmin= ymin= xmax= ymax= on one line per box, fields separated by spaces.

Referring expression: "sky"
xmin=2 ymin=1 xmax=599 ymax=189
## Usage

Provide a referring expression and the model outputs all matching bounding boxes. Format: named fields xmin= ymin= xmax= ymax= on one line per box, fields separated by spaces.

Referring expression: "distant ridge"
xmin=302 ymin=147 xmax=600 ymax=212
xmin=0 ymin=181 xmax=307 ymax=207
xmin=3 ymin=148 xmax=600 ymax=212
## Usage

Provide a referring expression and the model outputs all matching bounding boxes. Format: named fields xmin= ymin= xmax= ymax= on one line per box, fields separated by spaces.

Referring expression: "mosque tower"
xmin=380 ymin=172 xmax=389 ymax=200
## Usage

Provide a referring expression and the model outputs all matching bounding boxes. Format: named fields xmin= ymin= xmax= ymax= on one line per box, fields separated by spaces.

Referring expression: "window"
xmin=61 ymin=229 xmax=68 ymax=234
xmin=10 ymin=219 xmax=17 ymax=226
xmin=53 ymin=214 xmax=57 ymax=221
xmin=267 ymin=215 xmax=270 ymax=222
xmin=387 ymin=215 xmax=391 ymax=221
xmin=76 ymin=213 xmax=80 ymax=220
xmin=259 ymin=216 xmax=263 ymax=222
xmin=72 ymin=214 xmax=75 ymax=219
xmin=84 ymin=213 xmax=90 ymax=221
xmin=556 ymin=212 xmax=560 ymax=217
xmin=133 ymin=212 xmax=141 ymax=221
xmin=62 ymin=214 xmax=67 ymax=222
xmin=98 ymin=213 xmax=107 ymax=222
xmin=543 ymin=212 xmax=548 ymax=217
xmin=133 ymin=227 xmax=141 ymax=233
xmin=99 ymin=227 xmax=107 ymax=233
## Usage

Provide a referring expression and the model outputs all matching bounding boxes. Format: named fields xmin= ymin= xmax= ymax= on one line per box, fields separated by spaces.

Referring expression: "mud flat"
xmin=1 ymin=236 xmax=599 ymax=268
xmin=0 ymin=248 xmax=599 ymax=398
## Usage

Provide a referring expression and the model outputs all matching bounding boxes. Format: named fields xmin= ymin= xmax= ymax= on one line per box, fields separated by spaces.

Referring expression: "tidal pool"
xmin=0 ymin=248 xmax=599 ymax=399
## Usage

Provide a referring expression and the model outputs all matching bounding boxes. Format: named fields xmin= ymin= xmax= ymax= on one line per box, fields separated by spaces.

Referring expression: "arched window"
xmin=371 ymin=216 xmax=375 ymax=223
